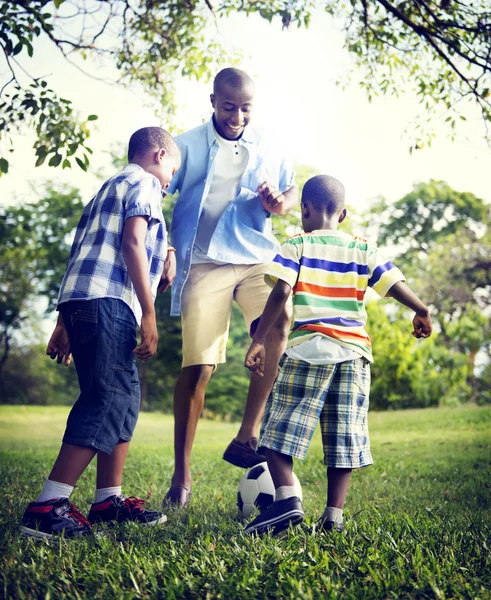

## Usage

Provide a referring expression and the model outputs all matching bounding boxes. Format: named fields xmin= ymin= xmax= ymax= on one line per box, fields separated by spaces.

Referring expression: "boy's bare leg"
xmin=236 ymin=308 xmax=290 ymax=443
xmin=327 ymin=467 xmax=352 ymax=508
xmin=96 ymin=441 xmax=130 ymax=488
xmin=265 ymin=448 xmax=295 ymax=488
xmin=170 ymin=365 xmax=214 ymax=489
xmin=48 ymin=443 xmax=97 ymax=487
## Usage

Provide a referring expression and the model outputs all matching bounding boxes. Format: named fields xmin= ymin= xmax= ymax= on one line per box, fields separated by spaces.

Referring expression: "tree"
xmin=0 ymin=183 xmax=83 ymax=374
xmin=1 ymin=0 xmax=491 ymax=175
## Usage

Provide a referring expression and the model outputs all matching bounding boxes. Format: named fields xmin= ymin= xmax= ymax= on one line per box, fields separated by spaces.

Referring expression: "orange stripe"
xmin=296 ymin=324 xmax=372 ymax=346
xmin=295 ymin=281 xmax=365 ymax=301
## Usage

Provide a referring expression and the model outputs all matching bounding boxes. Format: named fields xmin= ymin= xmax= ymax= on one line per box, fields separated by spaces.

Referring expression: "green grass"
xmin=0 ymin=404 xmax=490 ymax=599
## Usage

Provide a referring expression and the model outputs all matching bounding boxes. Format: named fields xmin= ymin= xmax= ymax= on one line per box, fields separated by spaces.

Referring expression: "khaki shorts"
xmin=181 ymin=263 xmax=276 ymax=367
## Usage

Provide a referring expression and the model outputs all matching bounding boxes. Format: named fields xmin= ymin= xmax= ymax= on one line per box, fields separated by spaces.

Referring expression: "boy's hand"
xmin=134 ymin=313 xmax=158 ymax=361
xmin=412 ymin=313 xmax=433 ymax=339
xmin=245 ymin=341 xmax=266 ymax=376
xmin=46 ymin=323 xmax=72 ymax=366
xmin=158 ymin=250 xmax=176 ymax=293
xmin=258 ymin=181 xmax=285 ymax=215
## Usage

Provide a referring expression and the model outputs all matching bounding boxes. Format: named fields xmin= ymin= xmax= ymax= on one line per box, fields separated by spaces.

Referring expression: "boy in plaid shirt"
xmin=244 ymin=174 xmax=432 ymax=535
xmin=20 ymin=127 xmax=180 ymax=539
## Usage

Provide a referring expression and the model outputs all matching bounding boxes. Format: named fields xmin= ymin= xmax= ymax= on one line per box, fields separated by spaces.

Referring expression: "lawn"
xmin=0 ymin=404 xmax=490 ymax=599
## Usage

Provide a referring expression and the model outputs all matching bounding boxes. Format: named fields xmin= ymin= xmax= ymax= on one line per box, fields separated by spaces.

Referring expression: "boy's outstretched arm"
xmin=245 ymin=279 xmax=292 ymax=376
xmin=122 ymin=216 xmax=158 ymax=362
xmin=386 ymin=281 xmax=433 ymax=338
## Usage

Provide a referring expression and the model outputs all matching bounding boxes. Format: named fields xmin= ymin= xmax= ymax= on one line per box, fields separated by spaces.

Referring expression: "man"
xmin=164 ymin=68 xmax=297 ymax=507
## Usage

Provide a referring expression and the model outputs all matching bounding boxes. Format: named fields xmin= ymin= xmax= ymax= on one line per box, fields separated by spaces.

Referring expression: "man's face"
xmin=211 ymin=82 xmax=254 ymax=140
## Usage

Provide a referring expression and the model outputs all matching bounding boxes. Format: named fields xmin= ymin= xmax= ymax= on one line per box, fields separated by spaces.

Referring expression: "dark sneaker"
xmin=162 ymin=486 xmax=192 ymax=509
xmin=223 ymin=437 xmax=266 ymax=468
xmin=316 ymin=517 xmax=344 ymax=533
xmin=88 ymin=495 xmax=166 ymax=526
xmin=20 ymin=498 xmax=92 ymax=540
xmin=245 ymin=496 xmax=304 ymax=535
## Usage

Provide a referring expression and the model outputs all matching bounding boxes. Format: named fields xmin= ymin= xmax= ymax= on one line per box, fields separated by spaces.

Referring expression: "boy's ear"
xmin=156 ymin=148 xmax=166 ymax=163
xmin=338 ymin=208 xmax=347 ymax=224
xmin=301 ymin=201 xmax=310 ymax=219
xmin=210 ymin=93 xmax=216 ymax=108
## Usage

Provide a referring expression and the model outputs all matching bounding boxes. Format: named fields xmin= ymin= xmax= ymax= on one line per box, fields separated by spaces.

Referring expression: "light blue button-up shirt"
xmin=167 ymin=118 xmax=295 ymax=316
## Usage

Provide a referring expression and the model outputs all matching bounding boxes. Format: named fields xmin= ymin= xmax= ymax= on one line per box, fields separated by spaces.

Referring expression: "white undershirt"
xmin=192 ymin=130 xmax=248 ymax=264
xmin=285 ymin=335 xmax=361 ymax=365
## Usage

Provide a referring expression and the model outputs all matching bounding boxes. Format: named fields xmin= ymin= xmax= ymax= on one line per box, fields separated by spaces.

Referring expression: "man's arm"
xmin=258 ymin=182 xmax=298 ymax=216
xmin=121 ymin=216 xmax=159 ymax=361
xmin=386 ymin=281 xmax=433 ymax=338
xmin=245 ymin=279 xmax=292 ymax=375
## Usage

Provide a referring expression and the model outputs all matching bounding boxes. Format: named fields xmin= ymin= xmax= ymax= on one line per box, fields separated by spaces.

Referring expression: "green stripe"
xmin=287 ymin=235 xmax=368 ymax=251
xmin=294 ymin=295 xmax=362 ymax=311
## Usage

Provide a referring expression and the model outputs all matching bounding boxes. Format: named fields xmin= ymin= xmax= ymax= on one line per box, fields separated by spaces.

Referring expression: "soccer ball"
xmin=237 ymin=461 xmax=302 ymax=518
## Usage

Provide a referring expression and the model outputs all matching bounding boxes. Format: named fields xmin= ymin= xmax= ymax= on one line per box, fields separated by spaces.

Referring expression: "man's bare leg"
xmin=236 ymin=307 xmax=290 ymax=443
xmin=168 ymin=365 xmax=214 ymax=497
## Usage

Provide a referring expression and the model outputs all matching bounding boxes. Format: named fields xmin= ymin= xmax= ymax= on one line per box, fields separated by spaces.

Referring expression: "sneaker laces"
xmin=122 ymin=496 xmax=146 ymax=515
xmin=67 ymin=503 xmax=91 ymax=527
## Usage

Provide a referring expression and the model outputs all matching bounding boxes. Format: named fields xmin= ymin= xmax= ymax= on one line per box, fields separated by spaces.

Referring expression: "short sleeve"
xmin=278 ymin=155 xmax=295 ymax=194
xmin=124 ymin=176 xmax=163 ymax=227
xmin=265 ymin=238 xmax=301 ymax=289
xmin=367 ymin=244 xmax=405 ymax=297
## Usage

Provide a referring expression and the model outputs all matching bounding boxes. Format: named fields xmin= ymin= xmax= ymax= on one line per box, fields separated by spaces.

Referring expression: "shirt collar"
xmin=206 ymin=117 xmax=256 ymax=148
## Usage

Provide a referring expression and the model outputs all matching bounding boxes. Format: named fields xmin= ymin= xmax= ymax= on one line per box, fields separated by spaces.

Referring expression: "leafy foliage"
xmin=1 ymin=1 xmax=491 ymax=174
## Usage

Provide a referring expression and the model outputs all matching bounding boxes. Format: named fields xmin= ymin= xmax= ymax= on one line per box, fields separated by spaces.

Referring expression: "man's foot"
xmin=88 ymin=495 xmax=166 ymax=526
xmin=223 ymin=437 xmax=266 ymax=468
xmin=20 ymin=498 xmax=92 ymax=539
xmin=162 ymin=486 xmax=192 ymax=508
xmin=245 ymin=497 xmax=304 ymax=535
xmin=316 ymin=517 xmax=344 ymax=533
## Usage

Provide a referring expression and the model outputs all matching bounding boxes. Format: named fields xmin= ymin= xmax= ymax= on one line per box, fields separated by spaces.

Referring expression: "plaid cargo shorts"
xmin=259 ymin=355 xmax=373 ymax=468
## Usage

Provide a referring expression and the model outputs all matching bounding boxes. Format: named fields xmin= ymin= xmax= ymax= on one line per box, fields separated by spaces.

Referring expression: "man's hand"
xmin=134 ymin=313 xmax=158 ymax=362
xmin=158 ymin=249 xmax=176 ymax=293
xmin=46 ymin=322 xmax=72 ymax=366
xmin=412 ymin=313 xmax=433 ymax=339
xmin=244 ymin=341 xmax=266 ymax=376
xmin=258 ymin=181 xmax=285 ymax=215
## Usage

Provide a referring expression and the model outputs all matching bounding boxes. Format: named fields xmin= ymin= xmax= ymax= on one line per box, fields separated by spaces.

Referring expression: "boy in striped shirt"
xmin=244 ymin=174 xmax=432 ymax=535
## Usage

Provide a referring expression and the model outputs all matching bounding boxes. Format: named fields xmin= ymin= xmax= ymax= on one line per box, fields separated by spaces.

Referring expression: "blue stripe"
xmin=300 ymin=256 xmax=368 ymax=275
xmin=368 ymin=261 xmax=395 ymax=287
xmin=292 ymin=317 xmax=364 ymax=329
xmin=273 ymin=254 xmax=300 ymax=273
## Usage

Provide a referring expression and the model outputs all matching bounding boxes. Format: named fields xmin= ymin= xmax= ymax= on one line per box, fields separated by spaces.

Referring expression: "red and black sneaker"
xmin=88 ymin=495 xmax=166 ymax=526
xmin=20 ymin=498 xmax=92 ymax=539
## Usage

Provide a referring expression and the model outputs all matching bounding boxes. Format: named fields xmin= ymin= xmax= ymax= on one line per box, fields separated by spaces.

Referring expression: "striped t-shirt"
xmin=265 ymin=229 xmax=405 ymax=363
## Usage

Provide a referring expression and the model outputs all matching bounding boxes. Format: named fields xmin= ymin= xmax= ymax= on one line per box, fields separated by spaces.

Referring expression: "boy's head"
xmin=301 ymin=175 xmax=347 ymax=232
xmin=128 ymin=127 xmax=181 ymax=189
xmin=210 ymin=68 xmax=255 ymax=141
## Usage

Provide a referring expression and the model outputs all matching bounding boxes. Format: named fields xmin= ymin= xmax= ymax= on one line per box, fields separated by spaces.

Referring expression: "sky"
xmin=1 ymin=8 xmax=490 ymax=214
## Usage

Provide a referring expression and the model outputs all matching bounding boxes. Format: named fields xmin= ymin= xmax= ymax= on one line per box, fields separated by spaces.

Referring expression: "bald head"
xmin=302 ymin=175 xmax=345 ymax=216
xmin=213 ymin=68 xmax=255 ymax=95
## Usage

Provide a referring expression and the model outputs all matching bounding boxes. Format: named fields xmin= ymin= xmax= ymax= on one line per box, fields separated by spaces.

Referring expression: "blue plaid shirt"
xmin=57 ymin=164 xmax=167 ymax=324
xmin=167 ymin=118 xmax=295 ymax=316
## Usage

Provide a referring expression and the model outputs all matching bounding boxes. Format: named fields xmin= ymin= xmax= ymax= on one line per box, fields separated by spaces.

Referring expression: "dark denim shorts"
xmin=59 ymin=298 xmax=140 ymax=454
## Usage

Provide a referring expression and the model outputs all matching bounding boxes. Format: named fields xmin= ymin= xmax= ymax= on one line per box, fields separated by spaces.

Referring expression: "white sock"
xmin=322 ymin=506 xmax=344 ymax=523
xmin=94 ymin=486 xmax=122 ymax=504
xmin=275 ymin=486 xmax=297 ymax=501
xmin=36 ymin=479 xmax=74 ymax=503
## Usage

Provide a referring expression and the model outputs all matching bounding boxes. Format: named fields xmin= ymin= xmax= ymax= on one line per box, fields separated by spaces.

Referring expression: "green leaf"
xmin=48 ymin=154 xmax=62 ymax=167
xmin=75 ymin=157 xmax=87 ymax=171
xmin=62 ymin=158 xmax=71 ymax=169
xmin=35 ymin=155 xmax=46 ymax=167
xmin=54 ymin=0 xmax=66 ymax=7
xmin=0 ymin=157 xmax=9 ymax=174
xmin=87 ymin=114 xmax=98 ymax=121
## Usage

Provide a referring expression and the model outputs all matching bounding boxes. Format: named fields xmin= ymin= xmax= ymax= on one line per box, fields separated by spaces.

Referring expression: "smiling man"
xmin=163 ymin=68 xmax=298 ymax=508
